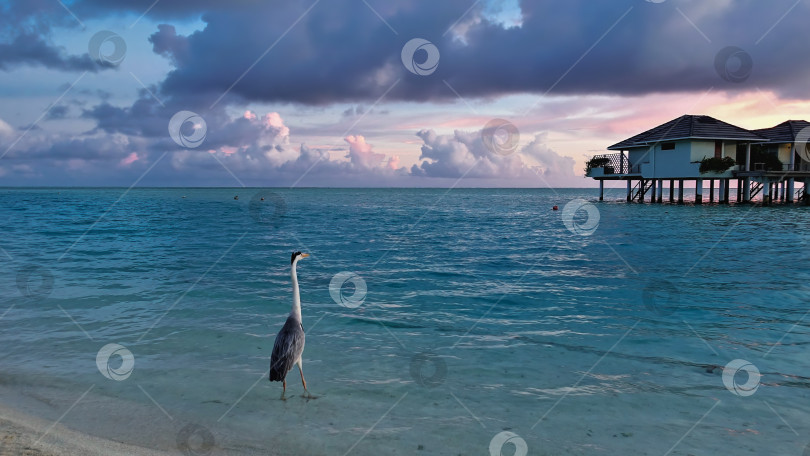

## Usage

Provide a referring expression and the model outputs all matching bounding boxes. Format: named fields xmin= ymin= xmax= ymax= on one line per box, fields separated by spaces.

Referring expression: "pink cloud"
xmin=344 ymin=135 xmax=386 ymax=170
xmin=242 ymin=110 xmax=290 ymax=139
xmin=263 ymin=112 xmax=290 ymax=138
xmin=119 ymin=152 xmax=139 ymax=167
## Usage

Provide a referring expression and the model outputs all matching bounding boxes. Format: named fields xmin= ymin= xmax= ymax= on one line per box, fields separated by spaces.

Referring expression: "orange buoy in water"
xmin=552 ymin=205 xmax=558 ymax=211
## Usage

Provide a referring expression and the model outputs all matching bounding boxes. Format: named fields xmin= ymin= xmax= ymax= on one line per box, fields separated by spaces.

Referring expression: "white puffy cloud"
xmin=1 ymin=101 xmax=577 ymax=186
xmin=521 ymin=132 xmax=576 ymax=178
xmin=0 ymin=118 xmax=14 ymax=138
xmin=344 ymin=135 xmax=403 ymax=172
xmin=167 ymin=111 xmax=411 ymax=185
xmin=411 ymin=128 xmax=575 ymax=184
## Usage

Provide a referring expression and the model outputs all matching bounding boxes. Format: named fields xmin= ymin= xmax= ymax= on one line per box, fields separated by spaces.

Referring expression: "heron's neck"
xmin=291 ymin=261 xmax=302 ymax=321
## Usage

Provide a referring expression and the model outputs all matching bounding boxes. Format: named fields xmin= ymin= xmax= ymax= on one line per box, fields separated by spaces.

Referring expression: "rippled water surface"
xmin=1 ymin=188 xmax=809 ymax=455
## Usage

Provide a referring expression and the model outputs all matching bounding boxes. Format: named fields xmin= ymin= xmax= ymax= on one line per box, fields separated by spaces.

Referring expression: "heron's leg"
xmin=297 ymin=361 xmax=315 ymax=399
xmin=280 ymin=379 xmax=287 ymax=401
xmin=298 ymin=364 xmax=308 ymax=390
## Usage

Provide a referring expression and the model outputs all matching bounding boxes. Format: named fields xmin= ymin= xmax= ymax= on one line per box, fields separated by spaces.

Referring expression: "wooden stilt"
xmin=788 ymin=178 xmax=795 ymax=203
xmin=695 ymin=179 xmax=703 ymax=204
xmin=719 ymin=179 xmax=726 ymax=204
xmin=678 ymin=179 xmax=684 ymax=204
xmin=743 ymin=177 xmax=751 ymax=203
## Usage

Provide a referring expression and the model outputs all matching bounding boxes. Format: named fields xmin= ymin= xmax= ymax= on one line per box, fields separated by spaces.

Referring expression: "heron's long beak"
xmin=301 ymin=253 xmax=310 ymax=258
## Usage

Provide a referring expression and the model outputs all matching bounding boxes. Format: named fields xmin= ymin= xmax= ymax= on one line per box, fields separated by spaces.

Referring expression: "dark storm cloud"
xmin=5 ymin=0 xmax=808 ymax=99
xmin=142 ymin=0 xmax=492 ymax=105
xmin=75 ymin=0 xmax=810 ymax=105
xmin=83 ymin=99 xmax=175 ymax=138
xmin=0 ymin=2 xmax=115 ymax=73
xmin=44 ymin=105 xmax=68 ymax=120
xmin=72 ymin=0 xmax=254 ymax=19
xmin=0 ymin=32 xmax=101 ymax=72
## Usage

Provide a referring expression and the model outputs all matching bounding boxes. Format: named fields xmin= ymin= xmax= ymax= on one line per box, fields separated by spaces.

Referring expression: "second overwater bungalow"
xmin=586 ymin=114 xmax=810 ymax=204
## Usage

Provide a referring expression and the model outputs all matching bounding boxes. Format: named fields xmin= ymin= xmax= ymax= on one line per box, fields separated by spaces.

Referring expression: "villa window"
xmin=661 ymin=143 xmax=675 ymax=150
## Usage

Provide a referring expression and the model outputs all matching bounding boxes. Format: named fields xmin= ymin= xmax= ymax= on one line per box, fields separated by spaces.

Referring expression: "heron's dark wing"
xmin=269 ymin=316 xmax=305 ymax=381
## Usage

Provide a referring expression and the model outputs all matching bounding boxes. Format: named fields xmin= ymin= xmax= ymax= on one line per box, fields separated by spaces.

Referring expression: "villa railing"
xmin=590 ymin=152 xmax=630 ymax=175
xmin=748 ymin=162 xmax=810 ymax=172
xmin=787 ymin=163 xmax=810 ymax=172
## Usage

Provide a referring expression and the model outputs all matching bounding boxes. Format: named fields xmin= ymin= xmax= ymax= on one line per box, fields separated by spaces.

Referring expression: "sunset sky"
xmin=2 ymin=0 xmax=810 ymax=187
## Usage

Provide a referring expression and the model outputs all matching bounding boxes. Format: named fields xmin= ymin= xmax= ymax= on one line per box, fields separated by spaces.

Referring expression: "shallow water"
xmin=1 ymin=187 xmax=809 ymax=455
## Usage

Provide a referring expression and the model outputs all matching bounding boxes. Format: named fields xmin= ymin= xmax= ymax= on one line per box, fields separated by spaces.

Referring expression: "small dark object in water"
xmin=234 ymin=195 xmax=239 ymax=200
xmin=552 ymin=205 xmax=558 ymax=211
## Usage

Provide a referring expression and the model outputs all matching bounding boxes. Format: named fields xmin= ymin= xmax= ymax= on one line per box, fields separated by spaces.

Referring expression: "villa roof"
xmin=608 ymin=115 xmax=768 ymax=150
xmin=753 ymin=120 xmax=810 ymax=143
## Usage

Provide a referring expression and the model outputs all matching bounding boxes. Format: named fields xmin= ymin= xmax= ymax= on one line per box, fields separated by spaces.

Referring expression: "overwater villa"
xmin=586 ymin=115 xmax=810 ymax=204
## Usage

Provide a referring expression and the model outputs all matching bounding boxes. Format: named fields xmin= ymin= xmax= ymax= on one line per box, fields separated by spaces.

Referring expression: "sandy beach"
xmin=0 ymin=416 xmax=53 ymax=456
xmin=0 ymin=402 xmax=168 ymax=456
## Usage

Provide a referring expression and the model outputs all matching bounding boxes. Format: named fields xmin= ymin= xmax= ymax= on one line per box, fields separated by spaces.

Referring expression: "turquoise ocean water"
xmin=1 ymin=187 xmax=809 ymax=455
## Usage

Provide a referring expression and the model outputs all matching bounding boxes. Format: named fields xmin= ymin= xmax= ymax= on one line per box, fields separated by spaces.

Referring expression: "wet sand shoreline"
xmin=0 ymin=402 xmax=170 ymax=456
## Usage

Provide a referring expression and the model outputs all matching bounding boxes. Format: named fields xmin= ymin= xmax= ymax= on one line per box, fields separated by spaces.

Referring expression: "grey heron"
xmin=269 ymin=251 xmax=314 ymax=400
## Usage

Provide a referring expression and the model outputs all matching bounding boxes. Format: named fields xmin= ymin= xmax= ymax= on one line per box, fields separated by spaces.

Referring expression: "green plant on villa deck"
xmin=585 ymin=157 xmax=610 ymax=175
xmin=699 ymin=156 xmax=736 ymax=174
